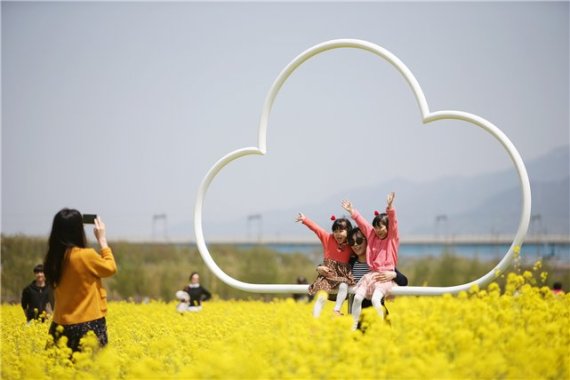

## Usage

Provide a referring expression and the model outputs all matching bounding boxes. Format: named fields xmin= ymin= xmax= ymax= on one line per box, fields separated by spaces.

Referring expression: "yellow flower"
xmin=468 ymin=284 xmax=480 ymax=295
xmin=1 ymin=274 xmax=569 ymax=379
xmin=487 ymin=282 xmax=500 ymax=293
xmin=523 ymin=270 xmax=533 ymax=280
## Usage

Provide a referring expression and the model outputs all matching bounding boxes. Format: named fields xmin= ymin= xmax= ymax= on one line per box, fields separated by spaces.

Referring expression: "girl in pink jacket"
xmin=342 ymin=192 xmax=399 ymax=330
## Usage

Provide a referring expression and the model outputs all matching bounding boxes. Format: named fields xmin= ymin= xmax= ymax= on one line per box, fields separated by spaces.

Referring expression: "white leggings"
xmin=312 ymin=283 xmax=349 ymax=317
xmin=351 ymin=288 xmax=385 ymax=330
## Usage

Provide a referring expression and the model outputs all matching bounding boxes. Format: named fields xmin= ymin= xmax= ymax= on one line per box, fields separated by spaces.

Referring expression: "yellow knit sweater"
xmin=53 ymin=246 xmax=117 ymax=324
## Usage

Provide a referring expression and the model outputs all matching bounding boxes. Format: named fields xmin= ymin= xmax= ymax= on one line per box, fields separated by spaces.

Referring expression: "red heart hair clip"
xmin=330 ymin=215 xmax=336 ymax=221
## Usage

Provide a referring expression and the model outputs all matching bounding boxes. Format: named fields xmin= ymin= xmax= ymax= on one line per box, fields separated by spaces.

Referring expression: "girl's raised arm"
xmin=342 ymin=200 xmax=373 ymax=236
xmin=296 ymin=213 xmax=328 ymax=244
xmin=341 ymin=200 xmax=353 ymax=214
xmin=386 ymin=192 xmax=395 ymax=210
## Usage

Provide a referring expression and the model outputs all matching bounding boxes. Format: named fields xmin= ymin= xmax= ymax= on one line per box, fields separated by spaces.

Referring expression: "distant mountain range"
xmin=187 ymin=145 xmax=569 ymax=241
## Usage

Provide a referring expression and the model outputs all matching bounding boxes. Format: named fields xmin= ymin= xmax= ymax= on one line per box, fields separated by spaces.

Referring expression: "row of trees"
xmin=1 ymin=235 xmax=565 ymax=303
xmin=1 ymin=235 xmax=318 ymax=302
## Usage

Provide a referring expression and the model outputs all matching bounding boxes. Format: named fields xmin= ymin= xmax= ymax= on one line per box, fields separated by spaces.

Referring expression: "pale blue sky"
xmin=2 ymin=1 xmax=569 ymax=240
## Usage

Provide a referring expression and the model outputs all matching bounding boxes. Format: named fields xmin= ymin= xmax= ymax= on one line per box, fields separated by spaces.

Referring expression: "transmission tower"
xmin=152 ymin=213 xmax=168 ymax=241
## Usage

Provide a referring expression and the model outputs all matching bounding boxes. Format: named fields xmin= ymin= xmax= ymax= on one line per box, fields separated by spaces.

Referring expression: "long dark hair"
xmin=43 ymin=208 xmax=87 ymax=287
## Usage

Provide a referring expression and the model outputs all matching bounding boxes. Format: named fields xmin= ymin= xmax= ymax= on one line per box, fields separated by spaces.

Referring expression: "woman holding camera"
xmin=43 ymin=208 xmax=117 ymax=352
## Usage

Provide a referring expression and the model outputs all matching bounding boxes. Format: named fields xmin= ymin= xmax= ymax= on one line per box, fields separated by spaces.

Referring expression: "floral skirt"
xmin=48 ymin=317 xmax=108 ymax=352
xmin=308 ymin=258 xmax=355 ymax=296
xmin=354 ymin=271 xmax=395 ymax=299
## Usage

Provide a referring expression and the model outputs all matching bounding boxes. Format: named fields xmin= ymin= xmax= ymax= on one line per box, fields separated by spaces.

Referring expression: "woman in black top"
xmin=176 ymin=272 xmax=211 ymax=312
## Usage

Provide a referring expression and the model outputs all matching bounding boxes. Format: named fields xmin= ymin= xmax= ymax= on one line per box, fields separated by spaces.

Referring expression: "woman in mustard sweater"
xmin=44 ymin=208 xmax=117 ymax=352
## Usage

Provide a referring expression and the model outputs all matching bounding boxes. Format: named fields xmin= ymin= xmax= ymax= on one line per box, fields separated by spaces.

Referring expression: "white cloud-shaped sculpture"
xmin=194 ymin=39 xmax=531 ymax=296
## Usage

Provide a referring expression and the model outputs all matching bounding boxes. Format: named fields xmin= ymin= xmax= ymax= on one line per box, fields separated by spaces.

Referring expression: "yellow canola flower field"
xmin=2 ymin=274 xmax=569 ymax=379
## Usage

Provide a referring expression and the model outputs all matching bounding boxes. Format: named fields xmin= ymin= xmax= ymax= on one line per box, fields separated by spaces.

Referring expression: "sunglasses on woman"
xmin=349 ymin=237 xmax=365 ymax=246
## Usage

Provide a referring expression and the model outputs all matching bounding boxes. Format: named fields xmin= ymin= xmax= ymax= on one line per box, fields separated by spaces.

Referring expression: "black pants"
xmin=49 ymin=317 xmax=108 ymax=352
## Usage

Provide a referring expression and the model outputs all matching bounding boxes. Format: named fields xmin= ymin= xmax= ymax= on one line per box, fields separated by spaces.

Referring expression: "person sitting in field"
xmin=176 ymin=272 xmax=212 ymax=313
xmin=347 ymin=227 xmax=408 ymax=329
xmin=296 ymin=213 xmax=355 ymax=317
xmin=342 ymin=192 xmax=400 ymax=330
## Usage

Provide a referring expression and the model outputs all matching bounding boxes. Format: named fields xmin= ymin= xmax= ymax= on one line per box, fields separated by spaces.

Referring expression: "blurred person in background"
xmin=292 ymin=276 xmax=314 ymax=303
xmin=43 ymin=209 xmax=117 ymax=352
xmin=552 ymin=282 xmax=564 ymax=295
xmin=21 ymin=264 xmax=53 ymax=323
xmin=176 ymin=272 xmax=212 ymax=312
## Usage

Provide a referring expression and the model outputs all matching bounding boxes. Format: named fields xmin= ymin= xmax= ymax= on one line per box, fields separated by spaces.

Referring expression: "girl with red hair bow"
xmin=342 ymin=192 xmax=399 ymax=330
xmin=296 ymin=213 xmax=355 ymax=317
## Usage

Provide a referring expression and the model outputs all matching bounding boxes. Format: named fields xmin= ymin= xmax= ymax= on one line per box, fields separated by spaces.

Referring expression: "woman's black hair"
xmin=189 ymin=272 xmax=200 ymax=281
xmin=347 ymin=227 xmax=366 ymax=246
xmin=372 ymin=212 xmax=389 ymax=229
xmin=348 ymin=227 xmax=367 ymax=264
xmin=331 ymin=217 xmax=352 ymax=232
xmin=43 ymin=208 xmax=87 ymax=288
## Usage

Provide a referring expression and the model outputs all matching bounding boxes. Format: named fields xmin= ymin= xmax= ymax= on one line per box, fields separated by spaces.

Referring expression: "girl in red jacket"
xmin=296 ymin=213 xmax=355 ymax=317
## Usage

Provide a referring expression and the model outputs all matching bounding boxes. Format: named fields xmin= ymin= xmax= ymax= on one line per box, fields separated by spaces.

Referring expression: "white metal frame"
xmin=194 ymin=39 xmax=531 ymax=296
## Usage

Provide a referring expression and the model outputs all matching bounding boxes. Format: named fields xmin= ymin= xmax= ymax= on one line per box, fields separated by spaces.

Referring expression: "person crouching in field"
xmin=43 ymin=209 xmax=117 ymax=352
xmin=342 ymin=192 xmax=399 ymax=330
xmin=296 ymin=213 xmax=355 ymax=317
xmin=176 ymin=272 xmax=211 ymax=312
